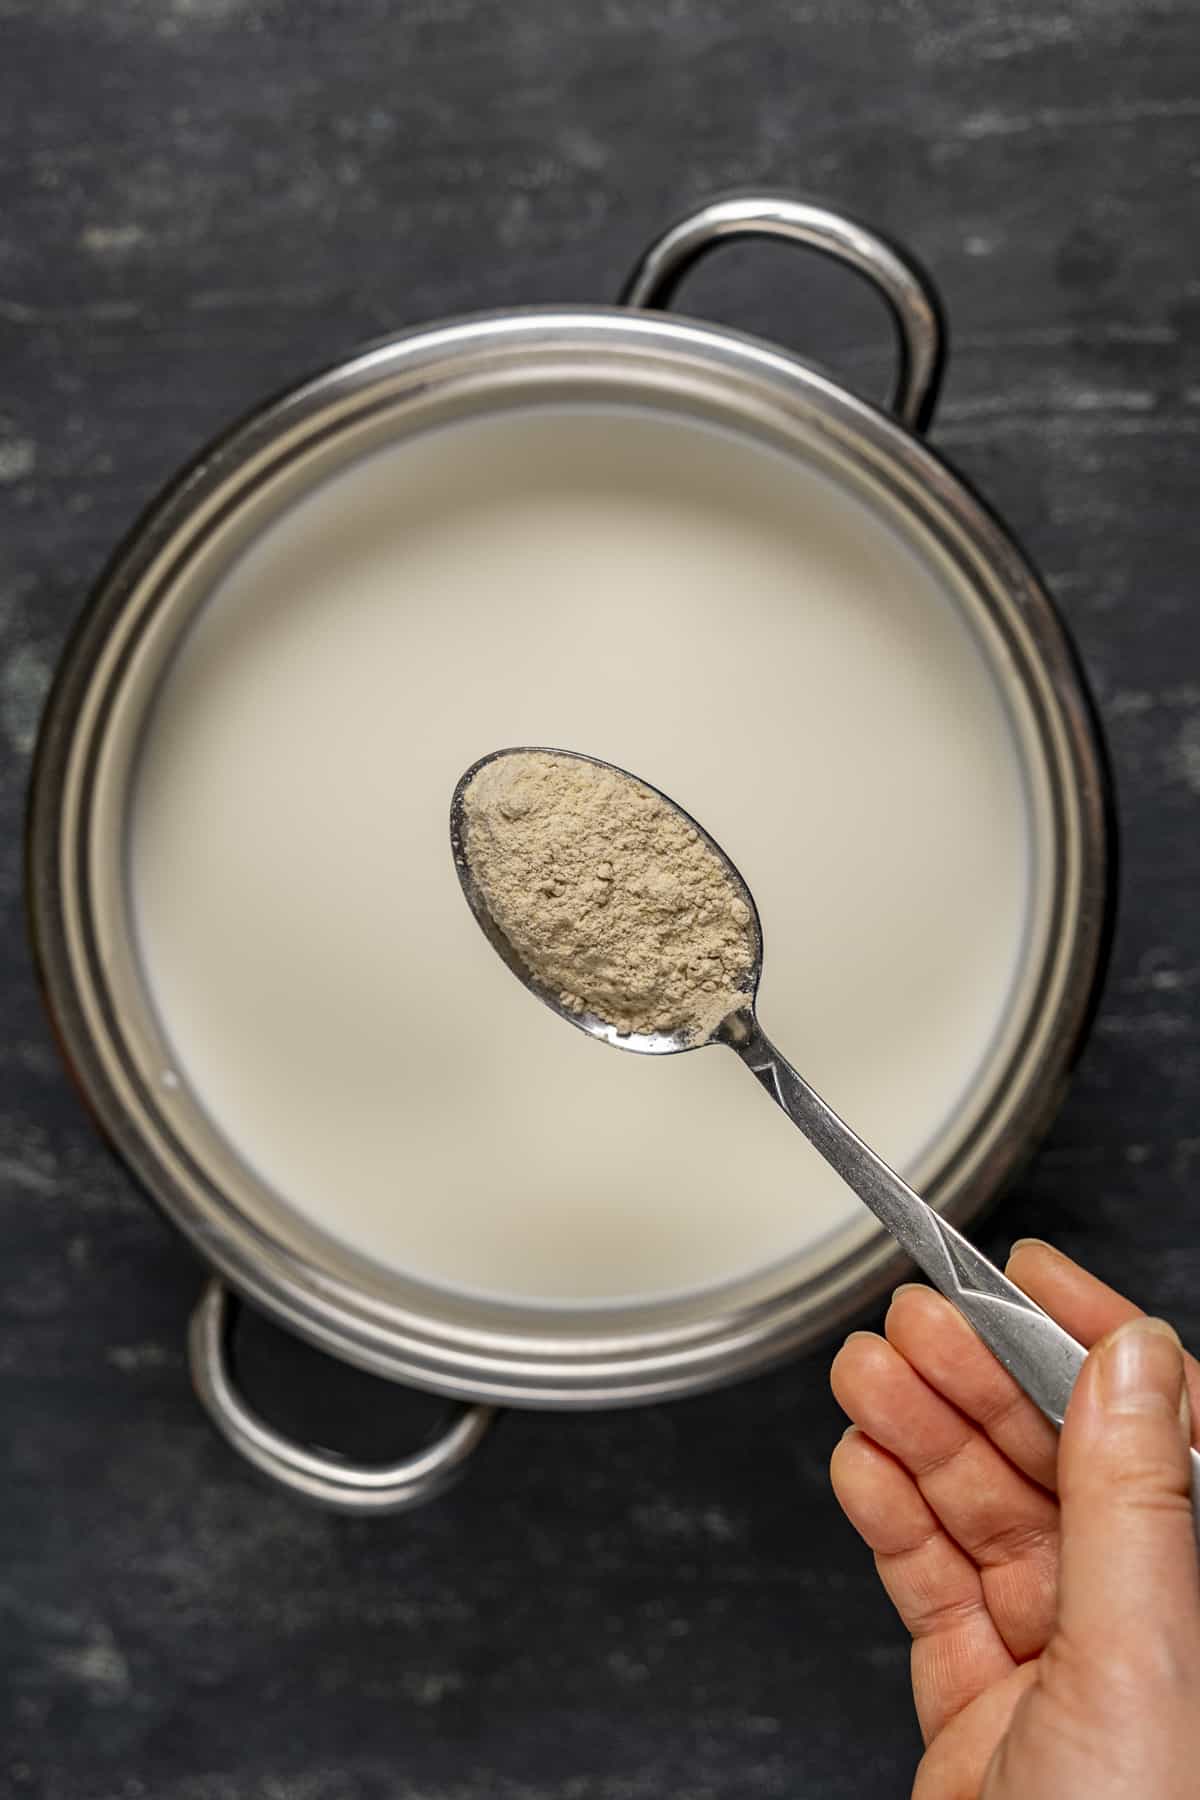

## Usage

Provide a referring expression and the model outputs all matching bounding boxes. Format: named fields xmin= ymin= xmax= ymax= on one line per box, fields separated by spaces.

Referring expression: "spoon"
xmin=451 ymin=748 xmax=1200 ymax=1531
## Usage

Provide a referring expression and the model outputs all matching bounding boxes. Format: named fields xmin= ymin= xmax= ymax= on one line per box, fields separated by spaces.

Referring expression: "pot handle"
xmin=619 ymin=193 xmax=945 ymax=435
xmin=187 ymin=1279 xmax=495 ymax=1514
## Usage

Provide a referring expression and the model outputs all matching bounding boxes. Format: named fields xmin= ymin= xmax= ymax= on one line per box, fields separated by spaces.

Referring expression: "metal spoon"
xmin=451 ymin=747 xmax=1200 ymax=1530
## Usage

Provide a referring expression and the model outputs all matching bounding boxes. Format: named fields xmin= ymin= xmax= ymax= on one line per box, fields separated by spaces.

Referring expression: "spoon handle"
xmin=728 ymin=1013 xmax=1200 ymax=1535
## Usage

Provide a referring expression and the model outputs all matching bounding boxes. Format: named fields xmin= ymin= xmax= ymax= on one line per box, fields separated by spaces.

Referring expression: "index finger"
xmin=1006 ymin=1239 xmax=1200 ymax=1447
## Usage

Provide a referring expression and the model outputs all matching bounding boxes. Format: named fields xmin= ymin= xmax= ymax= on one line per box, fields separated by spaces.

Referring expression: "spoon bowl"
xmin=450 ymin=746 xmax=764 ymax=1056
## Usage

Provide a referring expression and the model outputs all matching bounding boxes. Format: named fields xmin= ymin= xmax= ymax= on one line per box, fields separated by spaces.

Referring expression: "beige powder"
xmin=461 ymin=751 xmax=757 ymax=1041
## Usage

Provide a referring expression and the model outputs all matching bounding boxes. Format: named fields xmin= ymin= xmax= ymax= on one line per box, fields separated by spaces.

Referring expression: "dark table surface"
xmin=3 ymin=3 xmax=1200 ymax=1796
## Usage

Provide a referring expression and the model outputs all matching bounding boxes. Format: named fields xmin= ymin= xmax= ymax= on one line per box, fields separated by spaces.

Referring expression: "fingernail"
xmin=889 ymin=1282 xmax=925 ymax=1304
xmin=840 ymin=1423 xmax=858 ymax=1442
xmin=1100 ymin=1317 xmax=1185 ymax=1422
xmin=1008 ymin=1237 xmax=1058 ymax=1261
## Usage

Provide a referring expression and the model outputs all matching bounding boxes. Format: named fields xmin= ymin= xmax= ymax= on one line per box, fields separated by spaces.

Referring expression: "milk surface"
xmin=130 ymin=405 xmax=1031 ymax=1304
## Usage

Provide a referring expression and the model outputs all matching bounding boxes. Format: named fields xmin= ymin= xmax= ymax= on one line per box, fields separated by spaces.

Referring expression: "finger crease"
xmin=971 ymin=1382 xmax=1028 ymax=1437
xmin=880 ymin=1571 xmax=988 ymax=1641
xmin=970 ymin=1517 xmax=1056 ymax=1567
xmin=909 ymin=1430 xmax=976 ymax=1481
xmin=882 ymin=1516 xmax=944 ymax=1562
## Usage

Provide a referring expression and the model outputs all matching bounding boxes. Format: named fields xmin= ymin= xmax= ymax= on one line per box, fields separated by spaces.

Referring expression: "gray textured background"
xmin=3 ymin=2 xmax=1200 ymax=1796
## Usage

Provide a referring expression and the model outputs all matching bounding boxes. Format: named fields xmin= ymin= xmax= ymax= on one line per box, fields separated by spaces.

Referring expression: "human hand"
xmin=829 ymin=1240 xmax=1200 ymax=1799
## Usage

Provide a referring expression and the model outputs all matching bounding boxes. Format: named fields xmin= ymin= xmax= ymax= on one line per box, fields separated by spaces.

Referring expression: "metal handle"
xmin=188 ymin=1279 xmax=495 ymax=1514
xmin=620 ymin=192 xmax=946 ymax=434
xmin=725 ymin=1013 xmax=1200 ymax=1540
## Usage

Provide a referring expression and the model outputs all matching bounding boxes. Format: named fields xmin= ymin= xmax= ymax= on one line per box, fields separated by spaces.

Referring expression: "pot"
xmin=26 ymin=195 xmax=1114 ymax=1511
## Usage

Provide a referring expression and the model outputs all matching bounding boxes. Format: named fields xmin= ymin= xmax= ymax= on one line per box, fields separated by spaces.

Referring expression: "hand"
xmin=829 ymin=1240 xmax=1200 ymax=1799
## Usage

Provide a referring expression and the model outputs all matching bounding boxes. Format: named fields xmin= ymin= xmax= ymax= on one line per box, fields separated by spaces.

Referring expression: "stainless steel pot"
xmin=26 ymin=195 xmax=1114 ymax=1512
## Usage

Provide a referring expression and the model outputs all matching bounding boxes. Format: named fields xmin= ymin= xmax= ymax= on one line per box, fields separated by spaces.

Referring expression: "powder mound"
xmin=462 ymin=751 xmax=756 ymax=1041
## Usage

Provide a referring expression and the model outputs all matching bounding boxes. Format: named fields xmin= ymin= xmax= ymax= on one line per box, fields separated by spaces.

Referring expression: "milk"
xmin=129 ymin=405 xmax=1031 ymax=1305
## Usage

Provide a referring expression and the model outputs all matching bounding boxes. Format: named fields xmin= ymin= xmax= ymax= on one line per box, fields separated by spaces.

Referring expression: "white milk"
xmin=129 ymin=405 xmax=1031 ymax=1305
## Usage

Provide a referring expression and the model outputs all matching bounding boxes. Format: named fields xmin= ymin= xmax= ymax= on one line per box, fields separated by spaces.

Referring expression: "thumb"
xmin=1055 ymin=1316 xmax=1200 ymax=1652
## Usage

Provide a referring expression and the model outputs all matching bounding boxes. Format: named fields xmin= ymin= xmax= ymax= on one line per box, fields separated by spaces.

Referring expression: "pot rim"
xmin=26 ymin=303 xmax=1116 ymax=1407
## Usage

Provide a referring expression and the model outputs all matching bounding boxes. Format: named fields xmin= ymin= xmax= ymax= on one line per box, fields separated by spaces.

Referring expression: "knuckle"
xmin=1095 ymin=1454 xmax=1192 ymax=1510
xmin=891 ymin=1571 xmax=980 ymax=1639
xmin=972 ymin=1379 xmax=1028 ymax=1436
xmin=910 ymin=1428 xmax=975 ymax=1482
